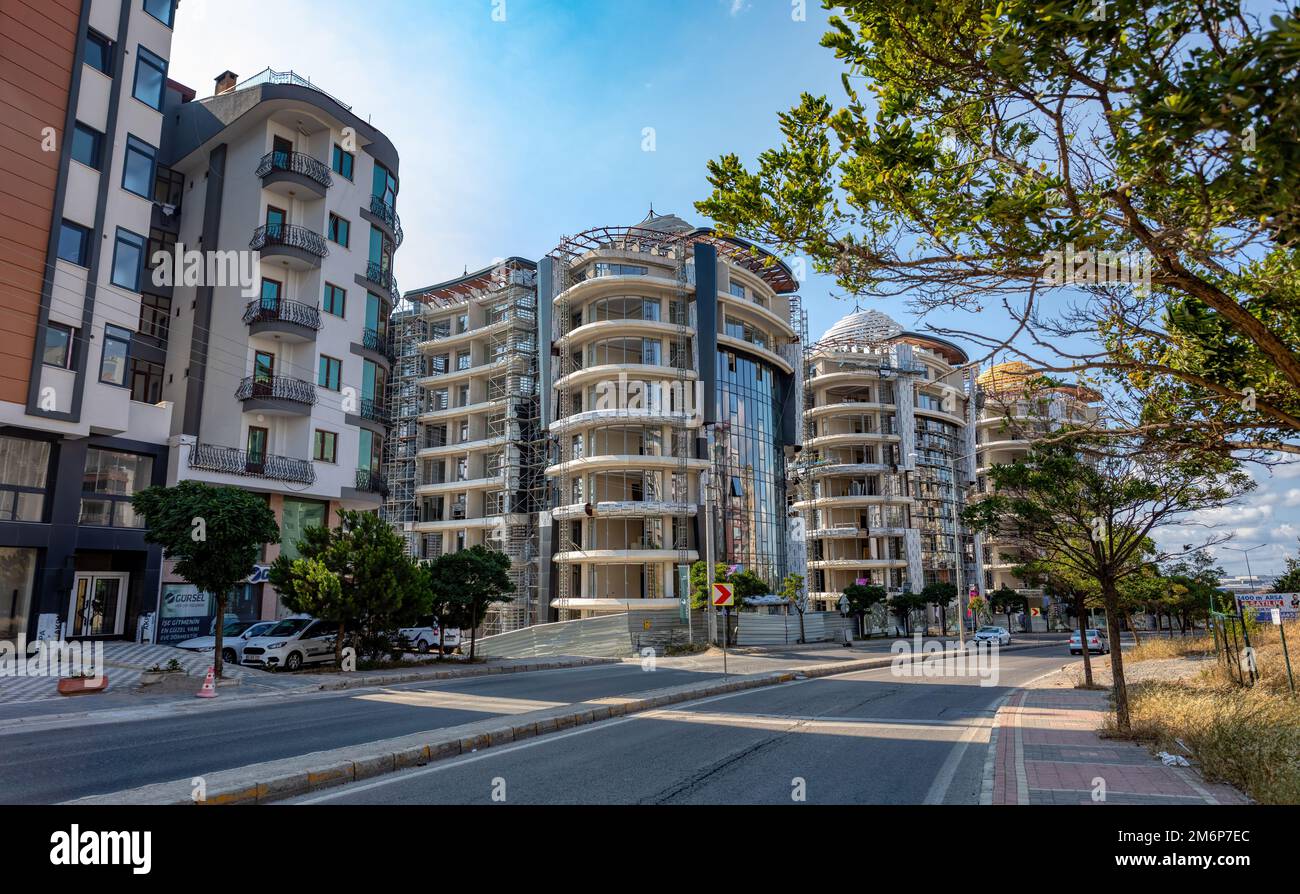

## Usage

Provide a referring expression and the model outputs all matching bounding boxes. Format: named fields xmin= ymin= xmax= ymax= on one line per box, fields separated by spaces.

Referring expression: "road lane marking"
xmin=351 ymin=691 xmax=566 ymax=713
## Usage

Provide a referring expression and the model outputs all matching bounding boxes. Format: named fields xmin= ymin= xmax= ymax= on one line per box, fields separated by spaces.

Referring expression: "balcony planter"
xmin=58 ymin=674 xmax=109 ymax=696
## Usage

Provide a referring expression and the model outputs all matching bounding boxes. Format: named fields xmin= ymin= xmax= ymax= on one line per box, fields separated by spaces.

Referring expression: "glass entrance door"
xmin=68 ymin=572 xmax=129 ymax=637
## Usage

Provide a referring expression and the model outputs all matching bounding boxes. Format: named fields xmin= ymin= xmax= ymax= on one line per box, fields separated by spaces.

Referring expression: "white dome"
xmin=817 ymin=309 xmax=904 ymax=349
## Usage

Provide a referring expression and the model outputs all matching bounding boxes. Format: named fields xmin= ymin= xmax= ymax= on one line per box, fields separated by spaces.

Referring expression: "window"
xmin=332 ymin=144 xmax=354 ymax=180
xmin=145 ymin=226 xmax=176 ymax=271
xmin=318 ymin=355 xmax=341 ymax=391
xmin=729 ymin=281 xmax=746 ymax=299
xmin=132 ymin=45 xmax=167 ymax=110
xmin=313 ymin=430 xmax=337 ymax=463
xmin=327 ymin=214 xmax=349 ymax=247
xmin=84 ymin=30 xmax=113 ymax=75
xmin=80 ymin=448 xmax=153 ymax=527
xmin=0 ymin=436 xmax=50 ymax=522
xmin=42 ymin=323 xmax=73 ymax=368
xmin=372 ymin=162 xmax=397 ymax=206
xmin=143 ymin=0 xmax=176 ymax=27
xmin=246 ymin=427 xmax=268 ymax=462
xmin=323 ymin=283 xmax=346 ymax=317
xmin=110 ymin=228 xmax=146 ymax=291
xmin=57 ymin=220 xmax=92 ymax=266
xmin=121 ymin=135 xmax=156 ymax=198
xmin=359 ymin=430 xmax=382 ymax=473
xmin=99 ymin=325 xmax=131 ymax=386
xmin=253 ymin=351 xmax=275 ymax=382
xmin=138 ymin=293 xmax=170 ymax=342
xmin=71 ymin=123 xmax=104 ymax=170
xmin=128 ymin=357 xmax=163 ymax=403
xmin=152 ymin=165 xmax=184 ymax=208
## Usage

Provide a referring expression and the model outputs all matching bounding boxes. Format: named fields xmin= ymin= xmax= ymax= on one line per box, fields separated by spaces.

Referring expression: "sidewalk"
xmin=985 ymin=672 xmax=1250 ymax=805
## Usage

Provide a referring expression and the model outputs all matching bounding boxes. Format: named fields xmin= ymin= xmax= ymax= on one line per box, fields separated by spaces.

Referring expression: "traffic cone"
xmin=196 ymin=666 xmax=217 ymax=698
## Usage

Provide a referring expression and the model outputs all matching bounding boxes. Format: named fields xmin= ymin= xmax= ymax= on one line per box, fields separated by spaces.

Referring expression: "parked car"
xmin=1069 ymin=629 xmax=1109 ymax=655
xmin=397 ymin=616 xmax=462 ymax=654
xmin=972 ymin=625 xmax=1012 ymax=646
xmin=174 ymin=619 xmax=279 ymax=666
xmin=241 ymin=618 xmax=340 ymax=671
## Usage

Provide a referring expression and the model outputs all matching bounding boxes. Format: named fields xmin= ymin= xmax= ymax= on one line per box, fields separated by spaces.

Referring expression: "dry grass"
xmin=1127 ymin=632 xmax=1216 ymax=662
xmin=1107 ymin=621 xmax=1300 ymax=804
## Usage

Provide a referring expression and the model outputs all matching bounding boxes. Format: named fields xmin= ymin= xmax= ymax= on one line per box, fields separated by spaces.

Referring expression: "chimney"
xmin=214 ymin=70 xmax=239 ymax=96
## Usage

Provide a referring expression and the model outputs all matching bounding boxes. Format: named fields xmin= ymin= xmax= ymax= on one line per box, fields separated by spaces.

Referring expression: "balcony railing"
xmin=236 ymin=375 xmax=317 ymax=406
xmin=256 ymin=150 xmax=333 ymax=190
xmin=250 ymin=223 xmax=329 ymax=259
xmin=361 ymin=326 xmax=393 ymax=360
xmin=242 ymin=298 xmax=322 ymax=331
xmin=369 ymin=194 xmax=403 ymax=246
xmin=188 ymin=442 xmax=315 ymax=485
xmin=359 ymin=397 xmax=390 ymax=425
xmin=355 ymin=468 xmax=388 ymax=494
xmin=365 ymin=260 xmax=400 ymax=300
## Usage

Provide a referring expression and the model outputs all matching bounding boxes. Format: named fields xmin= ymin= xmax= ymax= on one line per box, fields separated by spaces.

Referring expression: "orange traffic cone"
xmin=196 ymin=666 xmax=217 ymax=698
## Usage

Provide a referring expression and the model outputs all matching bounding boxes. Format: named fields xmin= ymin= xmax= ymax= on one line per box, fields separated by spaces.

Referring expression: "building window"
xmin=143 ymin=0 xmax=177 ymax=27
xmin=137 ymin=292 xmax=170 ymax=342
xmin=42 ymin=323 xmax=74 ymax=368
xmin=99 ymin=325 xmax=131 ymax=386
xmin=80 ymin=448 xmax=153 ymax=527
xmin=57 ymin=220 xmax=92 ymax=266
xmin=132 ymin=45 xmax=167 ymax=110
xmin=110 ymin=228 xmax=146 ymax=291
xmin=281 ymin=498 xmax=327 ymax=560
xmin=145 ymin=226 xmax=176 ymax=272
xmin=327 ymin=213 xmax=349 ymax=247
xmin=313 ymin=430 xmax=337 ymax=463
xmin=121 ymin=135 xmax=157 ymax=198
xmin=129 ymin=357 xmax=164 ymax=403
xmin=152 ymin=164 xmax=184 ymax=208
xmin=332 ymin=144 xmax=354 ymax=180
xmin=323 ymin=283 xmax=346 ymax=317
xmin=0 ymin=436 xmax=50 ymax=523
xmin=318 ymin=355 xmax=341 ymax=391
xmin=729 ymin=281 xmax=745 ymax=299
xmin=71 ymin=123 xmax=104 ymax=170
xmin=84 ymin=30 xmax=113 ymax=74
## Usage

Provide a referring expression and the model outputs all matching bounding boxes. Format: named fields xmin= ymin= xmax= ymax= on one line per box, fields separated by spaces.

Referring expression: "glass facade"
xmin=280 ymin=498 xmax=327 ymax=560
xmin=714 ymin=349 xmax=786 ymax=588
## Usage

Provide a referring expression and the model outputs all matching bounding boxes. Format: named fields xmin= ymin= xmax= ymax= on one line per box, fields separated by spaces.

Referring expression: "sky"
xmin=167 ymin=0 xmax=1300 ymax=580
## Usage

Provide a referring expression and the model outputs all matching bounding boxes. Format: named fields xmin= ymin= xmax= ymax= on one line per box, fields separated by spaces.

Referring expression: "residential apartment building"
xmin=972 ymin=360 xmax=1101 ymax=619
xmin=793 ymin=310 xmax=981 ymax=610
xmin=390 ymin=258 xmax=542 ymax=633
xmin=537 ymin=211 xmax=803 ymax=619
xmin=154 ymin=68 xmax=402 ymax=635
xmin=0 ymin=0 xmax=180 ymax=642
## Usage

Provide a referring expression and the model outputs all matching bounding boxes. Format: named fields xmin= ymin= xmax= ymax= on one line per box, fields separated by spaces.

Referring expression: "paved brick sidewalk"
xmin=986 ymin=685 xmax=1250 ymax=805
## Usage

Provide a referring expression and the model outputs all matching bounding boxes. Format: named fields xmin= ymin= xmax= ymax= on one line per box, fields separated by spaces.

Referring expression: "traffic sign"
xmin=712 ymin=583 xmax=734 ymax=607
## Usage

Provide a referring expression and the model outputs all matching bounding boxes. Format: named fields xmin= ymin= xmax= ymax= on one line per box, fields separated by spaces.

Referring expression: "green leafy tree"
xmin=696 ymin=1 xmax=1300 ymax=460
xmin=1272 ymin=552 xmax=1300 ymax=594
xmin=987 ymin=586 xmax=1025 ymax=632
xmin=433 ymin=545 xmax=514 ymax=660
xmin=921 ymin=581 xmax=958 ymax=634
xmin=269 ymin=510 xmax=426 ymax=667
xmin=843 ymin=582 xmax=887 ymax=637
xmin=779 ymin=572 xmax=808 ymax=643
xmin=891 ymin=590 xmax=927 ymax=636
xmin=1017 ymin=550 xmax=1102 ymax=686
xmin=964 ymin=440 xmax=1252 ymax=730
xmin=133 ymin=482 xmax=280 ymax=679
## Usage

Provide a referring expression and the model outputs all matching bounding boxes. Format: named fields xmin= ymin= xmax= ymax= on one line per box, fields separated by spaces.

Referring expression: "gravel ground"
xmin=1032 ymin=654 xmax=1218 ymax=690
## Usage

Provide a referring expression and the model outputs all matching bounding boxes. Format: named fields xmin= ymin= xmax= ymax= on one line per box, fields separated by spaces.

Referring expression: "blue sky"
xmin=168 ymin=0 xmax=1300 ymax=579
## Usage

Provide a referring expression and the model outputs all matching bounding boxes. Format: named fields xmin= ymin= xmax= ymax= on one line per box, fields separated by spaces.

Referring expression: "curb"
xmin=66 ymin=641 xmax=1052 ymax=806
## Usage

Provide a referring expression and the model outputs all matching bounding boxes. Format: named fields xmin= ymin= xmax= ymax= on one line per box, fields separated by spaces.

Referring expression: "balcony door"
xmin=253 ymin=351 xmax=275 ymax=396
xmin=272 ymin=136 xmax=293 ymax=171
xmin=246 ymin=426 xmax=268 ymax=474
xmin=68 ymin=572 xmax=129 ymax=638
xmin=260 ymin=277 xmax=282 ymax=315
xmin=265 ymin=205 xmax=287 ymax=239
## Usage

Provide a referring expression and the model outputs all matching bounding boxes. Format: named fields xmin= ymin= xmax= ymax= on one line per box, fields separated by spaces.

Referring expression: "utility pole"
xmin=704 ymin=424 xmax=717 ymax=647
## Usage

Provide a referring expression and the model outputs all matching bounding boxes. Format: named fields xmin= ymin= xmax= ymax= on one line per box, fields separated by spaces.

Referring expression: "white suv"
xmin=240 ymin=618 xmax=339 ymax=671
xmin=397 ymin=616 xmax=462 ymax=654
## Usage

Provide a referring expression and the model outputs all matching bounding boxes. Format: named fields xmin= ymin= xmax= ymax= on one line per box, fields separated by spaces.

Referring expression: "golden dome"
xmin=976 ymin=361 xmax=1035 ymax=394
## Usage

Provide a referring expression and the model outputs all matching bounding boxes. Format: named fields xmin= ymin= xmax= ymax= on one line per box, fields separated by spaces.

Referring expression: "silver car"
xmin=175 ymin=619 xmax=278 ymax=666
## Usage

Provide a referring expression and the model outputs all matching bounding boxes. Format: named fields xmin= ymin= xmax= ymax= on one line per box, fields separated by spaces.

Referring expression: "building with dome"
xmin=792 ymin=310 xmax=981 ymax=616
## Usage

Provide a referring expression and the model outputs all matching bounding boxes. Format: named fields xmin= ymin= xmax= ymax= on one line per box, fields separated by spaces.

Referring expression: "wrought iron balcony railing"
xmin=368 ymin=194 xmax=403 ymax=246
xmin=188 ymin=442 xmax=315 ymax=485
xmin=355 ymin=468 xmax=388 ymax=494
xmin=250 ymin=223 xmax=329 ymax=259
xmin=256 ymin=150 xmax=333 ymax=190
xmin=242 ymin=298 xmax=322 ymax=331
xmin=361 ymin=326 xmax=393 ymax=360
xmin=359 ymin=397 xmax=390 ymax=425
xmin=235 ymin=375 xmax=317 ymax=406
xmin=365 ymin=260 xmax=400 ymax=300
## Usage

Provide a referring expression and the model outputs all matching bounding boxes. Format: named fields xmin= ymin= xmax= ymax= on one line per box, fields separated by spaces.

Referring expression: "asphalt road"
xmin=293 ymin=646 xmax=1071 ymax=805
xmin=0 ymin=662 xmax=736 ymax=804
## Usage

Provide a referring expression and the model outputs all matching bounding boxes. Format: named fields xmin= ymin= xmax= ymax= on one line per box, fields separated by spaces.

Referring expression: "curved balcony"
xmin=188 ymin=442 xmax=315 ymax=485
xmin=364 ymin=261 xmax=401 ymax=301
xmin=552 ymin=548 xmax=700 ymax=566
xmin=551 ymin=500 xmax=697 ymax=521
xmin=235 ymin=375 xmax=317 ymax=415
xmin=354 ymin=468 xmax=388 ymax=495
xmin=364 ymin=194 xmax=404 ymax=247
xmin=256 ymin=150 xmax=332 ymax=199
xmin=242 ymin=299 xmax=321 ymax=342
xmin=250 ymin=223 xmax=328 ymax=271
xmin=549 ymin=406 xmax=701 ymax=435
xmin=347 ymin=396 xmax=391 ymax=436
xmin=354 ymin=326 xmax=394 ymax=366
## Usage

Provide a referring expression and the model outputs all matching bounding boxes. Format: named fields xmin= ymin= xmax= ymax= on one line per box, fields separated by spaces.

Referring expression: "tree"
xmin=987 ymin=586 xmax=1025 ymax=632
xmin=843 ymin=582 xmax=887 ymax=637
xmin=921 ymin=581 xmax=958 ymax=634
xmin=434 ymin=545 xmax=514 ymax=660
xmin=1271 ymin=547 xmax=1300 ymax=593
xmin=697 ymin=2 xmax=1300 ymax=460
xmin=132 ymin=481 xmax=280 ymax=679
xmin=269 ymin=510 xmax=426 ymax=667
xmin=780 ymin=573 xmax=808 ymax=643
xmin=891 ymin=590 xmax=927 ymax=636
xmin=964 ymin=439 xmax=1252 ymax=730
xmin=1018 ymin=551 xmax=1102 ymax=687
